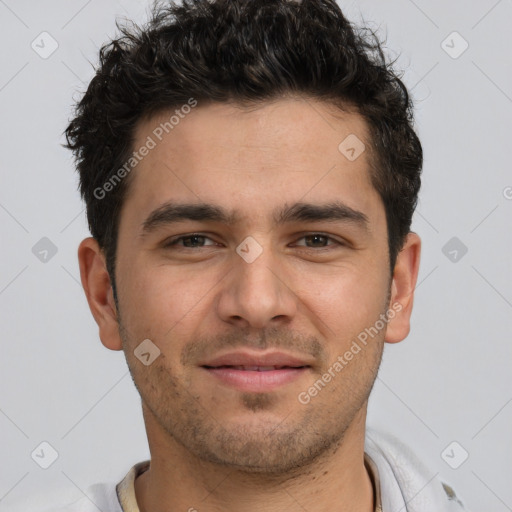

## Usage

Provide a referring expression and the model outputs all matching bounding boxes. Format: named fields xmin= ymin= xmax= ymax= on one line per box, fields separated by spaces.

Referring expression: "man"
xmin=57 ymin=0 xmax=471 ymax=510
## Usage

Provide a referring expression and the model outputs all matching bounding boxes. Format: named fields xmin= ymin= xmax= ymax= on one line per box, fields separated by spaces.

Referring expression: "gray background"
xmin=1 ymin=0 xmax=511 ymax=511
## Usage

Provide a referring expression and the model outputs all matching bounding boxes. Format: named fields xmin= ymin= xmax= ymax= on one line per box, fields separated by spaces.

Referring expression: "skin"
xmin=78 ymin=96 xmax=421 ymax=512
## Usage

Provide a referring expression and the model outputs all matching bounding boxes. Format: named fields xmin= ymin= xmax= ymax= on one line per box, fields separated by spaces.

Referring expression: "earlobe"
xmin=77 ymin=237 xmax=123 ymax=351
xmin=385 ymin=232 xmax=421 ymax=344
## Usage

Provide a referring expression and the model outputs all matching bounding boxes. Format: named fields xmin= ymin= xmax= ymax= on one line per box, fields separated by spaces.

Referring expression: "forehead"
xmin=119 ymin=97 xmax=380 ymax=232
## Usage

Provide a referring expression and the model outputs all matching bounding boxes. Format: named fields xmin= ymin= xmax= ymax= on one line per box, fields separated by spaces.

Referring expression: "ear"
xmin=385 ymin=232 xmax=421 ymax=344
xmin=77 ymin=237 xmax=123 ymax=351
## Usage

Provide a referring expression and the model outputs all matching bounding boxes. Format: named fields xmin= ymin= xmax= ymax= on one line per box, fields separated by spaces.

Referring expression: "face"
xmin=82 ymin=97 xmax=418 ymax=474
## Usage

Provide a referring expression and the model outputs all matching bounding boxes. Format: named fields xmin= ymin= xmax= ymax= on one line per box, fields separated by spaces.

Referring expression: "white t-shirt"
xmin=44 ymin=429 xmax=471 ymax=512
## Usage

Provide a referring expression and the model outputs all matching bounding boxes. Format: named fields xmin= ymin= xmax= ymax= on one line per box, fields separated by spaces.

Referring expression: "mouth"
xmin=200 ymin=362 xmax=311 ymax=392
xmin=202 ymin=365 xmax=309 ymax=371
xmin=198 ymin=350 xmax=314 ymax=392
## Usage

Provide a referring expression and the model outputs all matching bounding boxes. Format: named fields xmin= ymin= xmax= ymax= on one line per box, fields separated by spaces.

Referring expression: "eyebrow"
xmin=139 ymin=200 xmax=369 ymax=237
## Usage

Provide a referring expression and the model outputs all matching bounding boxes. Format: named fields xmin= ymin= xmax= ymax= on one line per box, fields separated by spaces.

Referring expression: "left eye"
xmin=294 ymin=234 xmax=339 ymax=248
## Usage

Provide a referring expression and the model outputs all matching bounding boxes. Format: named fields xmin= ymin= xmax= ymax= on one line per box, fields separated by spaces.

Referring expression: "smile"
xmin=201 ymin=365 xmax=310 ymax=392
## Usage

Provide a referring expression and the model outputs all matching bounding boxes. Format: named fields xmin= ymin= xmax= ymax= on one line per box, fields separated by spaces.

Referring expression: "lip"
xmin=202 ymin=367 xmax=309 ymax=392
xmin=199 ymin=350 xmax=313 ymax=392
xmin=199 ymin=350 xmax=312 ymax=368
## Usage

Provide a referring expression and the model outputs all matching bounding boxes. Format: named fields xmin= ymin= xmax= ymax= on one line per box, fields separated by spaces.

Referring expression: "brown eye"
xmin=164 ymin=234 xmax=216 ymax=248
xmin=295 ymin=234 xmax=341 ymax=248
xmin=305 ymin=235 xmax=329 ymax=247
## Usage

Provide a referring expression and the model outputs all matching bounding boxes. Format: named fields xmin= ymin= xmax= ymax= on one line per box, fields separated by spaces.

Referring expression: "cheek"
xmin=293 ymin=261 xmax=389 ymax=335
xmin=121 ymin=263 xmax=218 ymax=343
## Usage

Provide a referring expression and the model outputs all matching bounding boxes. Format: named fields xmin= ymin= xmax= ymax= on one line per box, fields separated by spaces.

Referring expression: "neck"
xmin=134 ymin=406 xmax=374 ymax=512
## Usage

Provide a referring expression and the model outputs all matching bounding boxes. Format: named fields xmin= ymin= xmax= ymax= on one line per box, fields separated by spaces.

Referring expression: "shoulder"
xmin=365 ymin=428 xmax=472 ymax=512
xmin=36 ymin=460 xmax=149 ymax=512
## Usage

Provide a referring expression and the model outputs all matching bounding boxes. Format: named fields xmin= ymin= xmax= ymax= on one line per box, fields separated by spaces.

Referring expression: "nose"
xmin=216 ymin=240 xmax=298 ymax=330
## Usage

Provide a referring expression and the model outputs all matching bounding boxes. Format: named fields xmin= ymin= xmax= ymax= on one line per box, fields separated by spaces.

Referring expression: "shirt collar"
xmin=117 ymin=454 xmax=382 ymax=512
xmin=365 ymin=452 xmax=383 ymax=512
xmin=116 ymin=460 xmax=149 ymax=512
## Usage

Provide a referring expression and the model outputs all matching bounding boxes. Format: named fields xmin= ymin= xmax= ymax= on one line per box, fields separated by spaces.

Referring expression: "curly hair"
xmin=64 ymin=0 xmax=422 ymax=303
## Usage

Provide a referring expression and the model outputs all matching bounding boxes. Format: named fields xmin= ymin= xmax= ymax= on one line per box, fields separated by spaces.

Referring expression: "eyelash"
xmin=163 ymin=233 xmax=344 ymax=250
